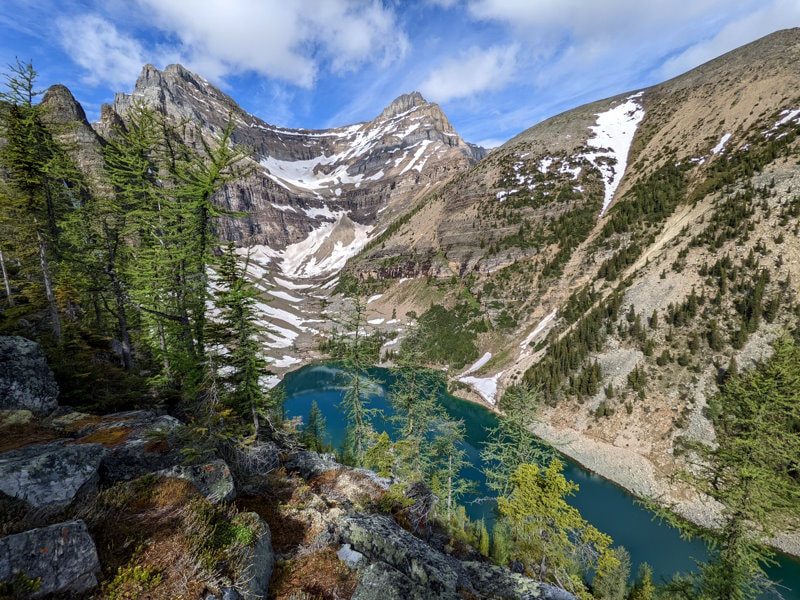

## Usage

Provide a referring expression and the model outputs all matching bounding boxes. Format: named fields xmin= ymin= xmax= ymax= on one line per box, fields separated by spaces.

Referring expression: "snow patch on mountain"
xmin=583 ymin=92 xmax=645 ymax=215
xmin=711 ymin=133 xmax=731 ymax=155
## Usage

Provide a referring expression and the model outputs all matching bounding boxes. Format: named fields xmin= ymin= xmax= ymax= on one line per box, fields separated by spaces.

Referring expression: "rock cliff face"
xmin=92 ymin=64 xmax=484 ymax=251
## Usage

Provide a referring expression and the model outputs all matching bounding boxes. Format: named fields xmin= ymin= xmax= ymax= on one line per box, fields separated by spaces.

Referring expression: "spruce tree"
xmin=481 ymin=383 xmax=549 ymax=495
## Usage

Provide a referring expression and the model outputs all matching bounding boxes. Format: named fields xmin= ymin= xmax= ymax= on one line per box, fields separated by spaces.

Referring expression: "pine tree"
xmin=481 ymin=383 xmax=548 ymax=495
xmin=301 ymin=399 xmax=327 ymax=451
xmin=497 ymin=460 xmax=617 ymax=595
xmin=337 ymin=288 xmax=378 ymax=466
xmin=478 ymin=519 xmax=490 ymax=557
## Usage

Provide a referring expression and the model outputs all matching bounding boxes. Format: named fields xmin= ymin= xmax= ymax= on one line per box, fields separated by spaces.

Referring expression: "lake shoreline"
xmin=447 ymin=383 xmax=800 ymax=561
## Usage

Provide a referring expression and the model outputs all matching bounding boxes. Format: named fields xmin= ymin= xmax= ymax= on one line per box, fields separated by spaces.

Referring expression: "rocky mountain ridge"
xmin=343 ymin=27 xmax=800 ymax=541
xmin=93 ymin=63 xmax=484 ymax=258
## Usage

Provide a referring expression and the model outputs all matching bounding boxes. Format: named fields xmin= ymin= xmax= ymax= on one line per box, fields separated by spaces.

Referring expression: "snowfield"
xmin=583 ymin=92 xmax=645 ymax=215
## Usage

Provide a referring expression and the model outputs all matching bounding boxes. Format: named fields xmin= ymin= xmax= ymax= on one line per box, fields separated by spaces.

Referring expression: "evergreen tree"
xmin=497 ymin=460 xmax=618 ymax=595
xmin=430 ymin=418 xmax=472 ymax=521
xmin=301 ymin=399 xmax=327 ymax=451
xmin=481 ymin=383 xmax=549 ymax=495
xmin=338 ymin=288 xmax=378 ymax=466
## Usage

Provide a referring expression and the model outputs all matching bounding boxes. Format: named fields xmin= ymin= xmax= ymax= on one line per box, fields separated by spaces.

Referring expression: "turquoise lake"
xmin=282 ymin=363 xmax=800 ymax=597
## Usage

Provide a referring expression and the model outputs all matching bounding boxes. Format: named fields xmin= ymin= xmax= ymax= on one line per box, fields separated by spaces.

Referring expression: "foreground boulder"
xmin=0 ymin=336 xmax=58 ymax=416
xmin=339 ymin=512 xmax=575 ymax=599
xmin=0 ymin=520 xmax=100 ymax=597
xmin=52 ymin=410 xmax=183 ymax=482
xmin=0 ymin=440 xmax=104 ymax=510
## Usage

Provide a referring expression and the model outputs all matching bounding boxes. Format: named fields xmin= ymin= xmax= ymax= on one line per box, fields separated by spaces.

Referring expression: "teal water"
xmin=282 ymin=363 xmax=800 ymax=596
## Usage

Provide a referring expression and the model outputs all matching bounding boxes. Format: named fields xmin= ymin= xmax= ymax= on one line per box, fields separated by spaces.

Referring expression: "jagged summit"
xmin=379 ymin=91 xmax=428 ymax=119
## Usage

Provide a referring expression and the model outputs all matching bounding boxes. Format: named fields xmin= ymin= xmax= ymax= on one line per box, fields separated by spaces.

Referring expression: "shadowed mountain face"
xmin=85 ymin=64 xmax=485 ymax=253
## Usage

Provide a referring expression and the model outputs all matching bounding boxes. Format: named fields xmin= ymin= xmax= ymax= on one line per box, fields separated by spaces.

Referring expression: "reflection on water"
xmin=282 ymin=363 xmax=800 ymax=596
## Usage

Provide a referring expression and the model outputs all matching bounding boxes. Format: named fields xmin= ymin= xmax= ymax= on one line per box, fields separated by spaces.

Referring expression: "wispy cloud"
xmin=420 ymin=44 xmax=518 ymax=102
xmin=56 ymin=14 xmax=151 ymax=89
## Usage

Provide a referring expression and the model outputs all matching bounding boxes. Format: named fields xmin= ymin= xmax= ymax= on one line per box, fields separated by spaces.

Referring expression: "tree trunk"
xmin=447 ymin=453 xmax=453 ymax=520
xmin=33 ymin=218 xmax=61 ymax=341
xmin=112 ymin=278 xmax=133 ymax=370
xmin=0 ymin=246 xmax=13 ymax=305
xmin=158 ymin=321 xmax=171 ymax=378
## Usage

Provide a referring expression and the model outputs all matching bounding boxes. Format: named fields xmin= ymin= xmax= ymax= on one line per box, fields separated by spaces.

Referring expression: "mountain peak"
xmin=379 ymin=91 xmax=429 ymax=119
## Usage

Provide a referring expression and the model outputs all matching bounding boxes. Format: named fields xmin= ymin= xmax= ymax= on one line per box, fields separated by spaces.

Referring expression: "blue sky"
xmin=3 ymin=0 xmax=799 ymax=147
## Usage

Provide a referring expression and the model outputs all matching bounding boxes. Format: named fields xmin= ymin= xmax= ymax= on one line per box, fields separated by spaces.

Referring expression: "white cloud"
xmin=134 ymin=0 xmax=407 ymax=88
xmin=661 ymin=0 xmax=800 ymax=78
xmin=56 ymin=14 xmax=149 ymax=88
xmin=420 ymin=44 xmax=518 ymax=102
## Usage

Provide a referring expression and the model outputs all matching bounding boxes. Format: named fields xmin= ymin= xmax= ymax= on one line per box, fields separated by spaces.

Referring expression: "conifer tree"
xmin=0 ymin=60 xmax=72 ymax=340
xmin=481 ymin=383 xmax=548 ymax=495
xmin=497 ymin=460 xmax=617 ymax=594
xmin=301 ymin=399 xmax=327 ymax=451
xmin=212 ymin=244 xmax=269 ymax=436
xmin=338 ymin=287 xmax=378 ymax=466
xmin=431 ymin=418 xmax=472 ymax=520
xmin=674 ymin=334 xmax=800 ymax=599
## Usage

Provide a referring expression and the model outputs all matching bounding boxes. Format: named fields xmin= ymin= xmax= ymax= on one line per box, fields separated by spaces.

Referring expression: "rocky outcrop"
xmin=0 ymin=337 xmax=58 ymax=416
xmin=0 ymin=441 xmax=104 ymax=510
xmin=54 ymin=410 xmax=183 ymax=482
xmin=284 ymin=450 xmax=341 ymax=479
xmin=0 ymin=520 xmax=100 ymax=598
xmin=234 ymin=513 xmax=274 ymax=600
xmin=159 ymin=459 xmax=236 ymax=504
xmin=338 ymin=512 xmax=575 ymax=599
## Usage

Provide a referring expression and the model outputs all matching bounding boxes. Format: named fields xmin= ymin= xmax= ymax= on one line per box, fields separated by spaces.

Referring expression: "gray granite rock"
xmin=283 ymin=450 xmax=340 ymax=479
xmin=0 ymin=441 xmax=104 ymax=510
xmin=0 ymin=337 xmax=58 ymax=416
xmin=0 ymin=520 xmax=100 ymax=598
xmin=234 ymin=513 xmax=274 ymax=600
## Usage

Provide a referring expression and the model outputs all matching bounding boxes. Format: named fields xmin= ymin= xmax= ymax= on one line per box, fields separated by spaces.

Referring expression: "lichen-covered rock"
xmin=0 ymin=409 xmax=33 ymax=428
xmin=351 ymin=562 xmax=433 ymax=600
xmin=0 ymin=337 xmax=58 ymax=416
xmin=233 ymin=512 xmax=274 ymax=600
xmin=338 ymin=512 xmax=577 ymax=599
xmin=159 ymin=459 xmax=236 ymax=504
xmin=0 ymin=441 xmax=104 ymax=510
xmin=284 ymin=451 xmax=340 ymax=479
xmin=0 ymin=520 xmax=100 ymax=598
xmin=64 ymin=410 xmax=182 ymax=482
xmin=338 ymin=512 xmax=461 ymax=594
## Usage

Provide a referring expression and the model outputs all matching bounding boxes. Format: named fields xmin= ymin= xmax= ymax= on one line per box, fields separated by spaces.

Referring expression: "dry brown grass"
xmin=0 ymin=423 xmax=61 ymax=453
xmin=269 ymin=548 xmax=358 ymax=600
xmin=73 ymin=426 xmax=133 ymax=448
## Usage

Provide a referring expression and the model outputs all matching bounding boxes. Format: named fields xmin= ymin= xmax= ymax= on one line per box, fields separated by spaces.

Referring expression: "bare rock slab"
xmin=0 ymin=441 xmax=104 ymax=510
xmin=0 ymin=336 xmax=58 ymax=416
xmin=0 ymin=520 xmax=100 ymax=597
